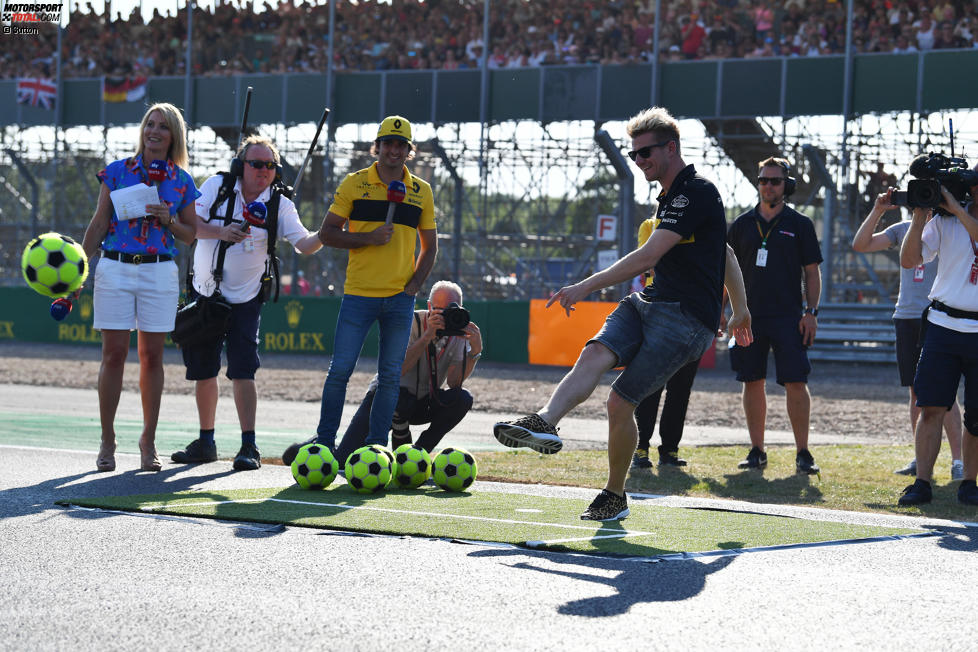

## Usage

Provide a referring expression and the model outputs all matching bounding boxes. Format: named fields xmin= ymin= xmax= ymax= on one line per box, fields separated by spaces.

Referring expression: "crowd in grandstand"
xmin=5 ymin=0 xmax=978 ymax=80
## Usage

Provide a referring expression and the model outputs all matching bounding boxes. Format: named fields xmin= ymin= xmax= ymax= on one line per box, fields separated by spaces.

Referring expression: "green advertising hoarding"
xmin=0 ymin=288 xmax=529 ymax=364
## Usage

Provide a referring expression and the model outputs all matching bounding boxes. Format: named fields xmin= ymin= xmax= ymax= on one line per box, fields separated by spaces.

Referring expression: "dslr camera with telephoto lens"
xmin=891 ymin=152 xmax=978 ymax=215
xmin=436 ymin=302 xmax=470 ymax=337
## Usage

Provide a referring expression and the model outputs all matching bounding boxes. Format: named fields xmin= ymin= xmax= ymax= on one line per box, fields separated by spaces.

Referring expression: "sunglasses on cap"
xmin=757 ymin=176 xmax=784 ymax=186
xmin=627 ymin=140 xmax=673 ymax=161
xmin=245 ymin=159 xmax=276 ymax=170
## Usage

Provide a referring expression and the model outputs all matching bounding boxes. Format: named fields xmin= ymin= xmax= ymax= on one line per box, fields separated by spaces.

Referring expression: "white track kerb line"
xmin=137 ymin=497 xmax=653 ymax=544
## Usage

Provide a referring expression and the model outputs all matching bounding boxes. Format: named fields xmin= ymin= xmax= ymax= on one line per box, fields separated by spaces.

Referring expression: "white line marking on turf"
xmin=137 ymin=496 xmax=649 ymax=535
xmin=515 ymin=508 xmax=542 ymax=513
xmin=526 ymin=531 xmax=653 ymax=547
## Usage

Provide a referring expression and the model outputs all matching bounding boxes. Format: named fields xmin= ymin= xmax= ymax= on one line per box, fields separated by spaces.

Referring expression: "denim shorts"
xmin=590 ymin=294 xmax=714 ymax=405
xmin=181 ymin=293 xmax=263 ymax=381
xmin=730 ymin=315 xmax=811 ymax=385
xmin=914 ymin=322 xmax=978 ymax=415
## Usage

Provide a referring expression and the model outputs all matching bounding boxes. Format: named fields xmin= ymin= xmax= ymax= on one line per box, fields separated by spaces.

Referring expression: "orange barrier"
xmin=528 ymin=298 xmax=717 ymax=368
xmin=528 ymin=299 xmax=616 ymax=367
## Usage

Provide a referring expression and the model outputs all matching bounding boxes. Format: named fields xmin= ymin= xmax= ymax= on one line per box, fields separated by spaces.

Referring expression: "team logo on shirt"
xmin=671 ymin=195 xmax=690 ymax=208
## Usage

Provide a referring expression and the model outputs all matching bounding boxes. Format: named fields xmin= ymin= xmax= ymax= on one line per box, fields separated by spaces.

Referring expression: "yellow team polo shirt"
xmin=329 ymin=162 xmax=436 ymax=297
xmin=638 ymin=217 xmax=655 ymax=287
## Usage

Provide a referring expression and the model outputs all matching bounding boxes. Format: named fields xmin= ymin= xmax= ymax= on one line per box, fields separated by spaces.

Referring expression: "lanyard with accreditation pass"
xmin=970 ymin=238 xmax=978 ymax=285
xmin=754 ymin=215 xmax=780 ymax=268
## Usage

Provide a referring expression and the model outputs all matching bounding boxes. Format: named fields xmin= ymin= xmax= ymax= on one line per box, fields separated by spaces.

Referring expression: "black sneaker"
xmin=282 ymin=437 xmax=316 ymax=466
xmin=233 ymin=444 xmax=261 ymax=471
xmin=658 ymin=448 xmax=687 ymax=467
xmin=171 ymin=439 xmax=217 ymax=464
xmin=738 ymin=446 xmax=767 ymax=470
xmin=898 ymin=479 xmax=932 ymax=506
xmin=631 ymin=448 xmax=653 ymax=469
xmin=580 ymin=489 xmax=630 ymax=521
xmin=795 ymin=449 xmax=820 ymax=475
xmin=958 ymin=480 xmax=978 ymax=506
xmin=493 ymin=414 xmax=563 ymax=454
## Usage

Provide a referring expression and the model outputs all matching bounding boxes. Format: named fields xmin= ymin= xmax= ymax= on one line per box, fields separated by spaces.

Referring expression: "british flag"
xmin=17 ymin=77 xmax=57 ymax=110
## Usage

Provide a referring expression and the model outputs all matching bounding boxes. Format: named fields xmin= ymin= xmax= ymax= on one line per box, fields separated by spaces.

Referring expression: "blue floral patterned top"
xmin=96 ymin=155 xmax=200 ymax=257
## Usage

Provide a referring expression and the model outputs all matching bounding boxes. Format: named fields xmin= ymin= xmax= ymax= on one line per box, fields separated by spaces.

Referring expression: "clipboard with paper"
xmin=109 ymin=184 xmax=160 ymax=220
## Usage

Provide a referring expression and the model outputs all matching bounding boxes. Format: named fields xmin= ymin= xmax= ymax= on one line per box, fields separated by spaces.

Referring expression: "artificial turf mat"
xmin=58 ymin=485 xmax=927 ymax=557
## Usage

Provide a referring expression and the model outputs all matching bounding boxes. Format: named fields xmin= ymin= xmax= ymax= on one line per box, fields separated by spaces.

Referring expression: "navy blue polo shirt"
xmin=641 ymin=164 xmax=727 ymax=332
xmin=727 ymin=204 xmax=823 ymax=319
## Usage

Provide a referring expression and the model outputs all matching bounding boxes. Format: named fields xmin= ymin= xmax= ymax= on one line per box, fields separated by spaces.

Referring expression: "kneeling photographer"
xmin=283 ymin=280 xmax=482 ymax=465
xmin=897 ymin=155 xmax=978 ymax=507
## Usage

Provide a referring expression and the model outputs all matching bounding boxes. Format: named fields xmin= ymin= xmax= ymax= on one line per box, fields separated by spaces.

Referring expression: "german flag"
xmin=102 ymin=76 xmax=148 ymax=103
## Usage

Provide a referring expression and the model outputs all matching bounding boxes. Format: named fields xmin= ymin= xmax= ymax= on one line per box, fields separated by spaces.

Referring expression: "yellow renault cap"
xmin=377 ymin=115 xmax=412 ymax=143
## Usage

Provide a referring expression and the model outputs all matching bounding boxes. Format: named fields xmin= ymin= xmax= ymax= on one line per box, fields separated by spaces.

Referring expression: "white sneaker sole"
xmin=492 ymin=422 xmax=563 ymax=454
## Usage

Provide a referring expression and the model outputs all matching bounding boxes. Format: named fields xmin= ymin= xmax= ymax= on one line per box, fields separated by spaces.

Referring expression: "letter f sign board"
xmin=596 ymin=214 xmax=617 ymax=242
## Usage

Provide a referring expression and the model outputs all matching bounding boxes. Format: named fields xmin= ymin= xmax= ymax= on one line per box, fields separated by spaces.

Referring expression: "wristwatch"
xmin=805 ymin=307 xmax=818 ymax=317
xmin=467 ymin=351 xmax=482 ymax=361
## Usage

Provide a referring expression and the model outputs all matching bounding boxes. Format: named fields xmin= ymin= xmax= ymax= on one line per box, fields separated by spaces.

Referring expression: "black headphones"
xmin=231 ymin=142 xmax=284 ymax=180
xmin=779 ymin=160 xmax=797 ymax=197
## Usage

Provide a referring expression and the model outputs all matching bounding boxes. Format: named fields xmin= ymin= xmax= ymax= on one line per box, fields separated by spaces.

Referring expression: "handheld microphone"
xmin=144 ymin=159 xmax=168 ymax=236
xmin=385 ymin=180 xmax=407 ymax=226
xmin=148 ymin=159 xmax=167 ymax=184
xmin=50 ymin=297 xmax=72 ymax=321
xmin=242 ymin=201 xmax=267 ymax=232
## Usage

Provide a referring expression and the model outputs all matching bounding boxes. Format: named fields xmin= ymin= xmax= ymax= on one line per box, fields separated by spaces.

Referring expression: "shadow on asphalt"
xmin=0 ymin=464 xmax=235 ymax=519
xmin=469 ymin=544 xmax=734 ymax=616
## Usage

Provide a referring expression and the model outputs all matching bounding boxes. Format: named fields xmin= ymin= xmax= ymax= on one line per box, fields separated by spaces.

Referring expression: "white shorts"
xmin=92 ymin=257 xmax=180 ymax=332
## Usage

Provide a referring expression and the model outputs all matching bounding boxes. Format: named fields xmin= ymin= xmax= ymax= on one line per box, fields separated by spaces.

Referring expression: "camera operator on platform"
xmin=897 ymin=163 xmax=978 ymax=507
xmin=284 ymin=280 xmax=481 ymax=465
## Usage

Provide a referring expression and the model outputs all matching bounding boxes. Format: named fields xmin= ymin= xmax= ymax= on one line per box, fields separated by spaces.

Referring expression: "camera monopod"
xmin=291 ymin=106 xmax=330 ymax=201
xmin=228 ymin=86 xmax=254 ymax=179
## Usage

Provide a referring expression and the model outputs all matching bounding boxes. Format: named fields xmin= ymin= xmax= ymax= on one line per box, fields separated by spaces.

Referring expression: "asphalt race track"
xmin=2 ymin=430 xmax=977 ymax=649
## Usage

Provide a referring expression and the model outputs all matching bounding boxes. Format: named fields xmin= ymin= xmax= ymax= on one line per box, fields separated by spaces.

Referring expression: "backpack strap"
xmin=263 ymin=183 xmax=285 ymax=302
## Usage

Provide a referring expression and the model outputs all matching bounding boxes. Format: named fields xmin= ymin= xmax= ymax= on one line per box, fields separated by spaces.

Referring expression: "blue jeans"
xmin=316 ymin=292 xmax=415 ymax=448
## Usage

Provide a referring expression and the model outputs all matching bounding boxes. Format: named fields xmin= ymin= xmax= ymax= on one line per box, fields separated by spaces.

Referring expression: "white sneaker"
xmin=951 ymin=459 xmax=964 ymax=481
xmin=894 ymin=459 xmax=916 ymax=476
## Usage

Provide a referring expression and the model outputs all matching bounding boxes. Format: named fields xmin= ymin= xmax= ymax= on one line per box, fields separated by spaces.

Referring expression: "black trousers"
xmin=635 ymin=357 xmax=700 ymax=454
xmin=335 ymin=386 xmax=473 ymax=463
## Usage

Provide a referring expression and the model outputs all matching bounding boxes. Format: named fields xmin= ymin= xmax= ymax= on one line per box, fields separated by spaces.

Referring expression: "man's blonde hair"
xmin=136 ymin=103 xmax=189 ymax=168
xmin=625 ymin=107 xmax=681 ymax=149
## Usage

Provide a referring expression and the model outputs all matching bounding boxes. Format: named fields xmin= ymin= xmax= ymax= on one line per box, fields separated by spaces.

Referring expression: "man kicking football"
xmin=493 ymin=106 xmax=753 ymax=521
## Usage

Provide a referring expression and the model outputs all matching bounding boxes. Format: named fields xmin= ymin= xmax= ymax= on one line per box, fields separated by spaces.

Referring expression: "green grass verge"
xmin=59 ymin=485 xmax=923 ymax=557
xmin=475 ymin=445 xmax=978 ymax=522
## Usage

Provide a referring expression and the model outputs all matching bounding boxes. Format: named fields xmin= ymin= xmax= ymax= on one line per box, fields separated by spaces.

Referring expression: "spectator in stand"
xmin=680 ymin=13 xmax=707 ymax=59
xmin=915 ymin=11 xmax=937 ymax=50
xmin=892 ymin=33 xmax=918 ymax=53
xmin=751 ymin=0 xmax=775 ymax=41
xmin=934 ymin=21 xmax=966 ymax=49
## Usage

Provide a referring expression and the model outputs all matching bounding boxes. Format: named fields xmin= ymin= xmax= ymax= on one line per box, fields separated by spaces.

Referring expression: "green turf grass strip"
xmin=59 ymin=486 xmax=924 ymax=557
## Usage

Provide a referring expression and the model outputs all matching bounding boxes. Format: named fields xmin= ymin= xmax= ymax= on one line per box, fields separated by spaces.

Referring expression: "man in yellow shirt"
xmin=312 ymin=116 xmax=437 ymax=453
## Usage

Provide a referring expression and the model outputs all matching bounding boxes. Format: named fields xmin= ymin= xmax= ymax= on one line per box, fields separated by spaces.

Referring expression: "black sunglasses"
xmin=627 ymin=140 xmax=673 ymax=161
xmin=245 ymin=159 xmax=276 ymax=170
xmin=757 ymin=176 xmax=784 ymax=186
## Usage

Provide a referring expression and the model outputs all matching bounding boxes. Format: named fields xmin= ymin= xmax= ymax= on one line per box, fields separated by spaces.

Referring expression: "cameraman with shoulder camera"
xmin=852 ymin=187 xmax=963 ymax=479
xmin=897 ymin=162 xmax=978 ymax=507
xmin=283 ymin=280 xmax=481 ymax=465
